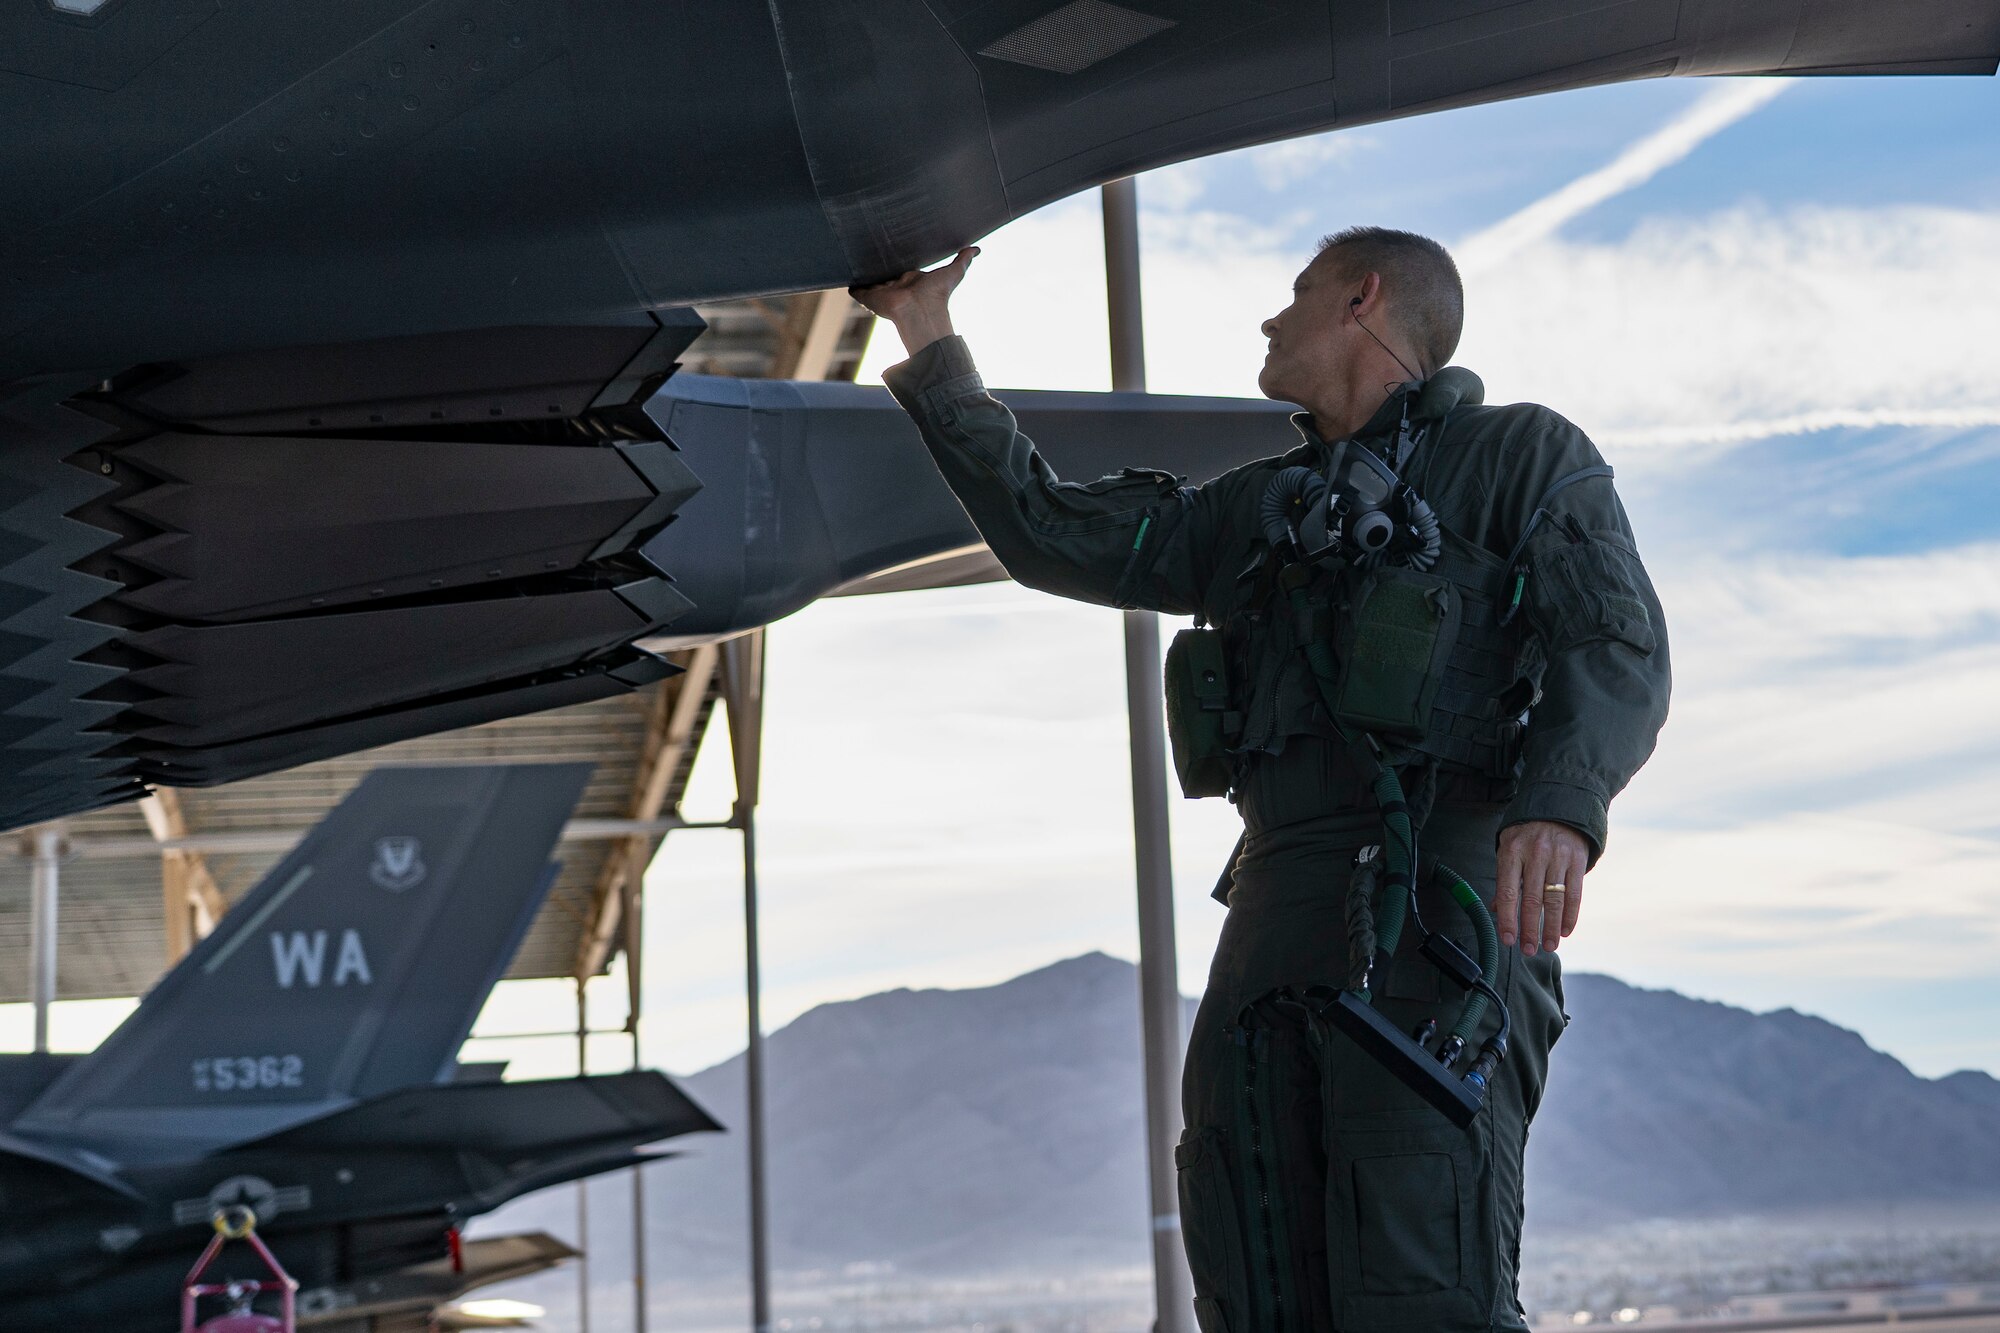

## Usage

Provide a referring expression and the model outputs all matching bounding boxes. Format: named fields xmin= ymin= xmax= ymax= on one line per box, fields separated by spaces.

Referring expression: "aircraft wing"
xmin=641 ymin=373 xmax=1302 ymax=639
xmin=242 ymin=1070 xmax=721 ymax=1217
xmin=243 ymin=1071 xmax=719 ymax=1161
xmin=0 ymin=1126 xmax=142 ymax=1201
xmin=294 ymin=1232 xmax=578 ymax=1329
xmin=296 ymin=1232 xmax=584 ymax=1320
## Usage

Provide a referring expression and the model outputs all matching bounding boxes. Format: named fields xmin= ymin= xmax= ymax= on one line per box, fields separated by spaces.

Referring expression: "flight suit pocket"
xmin=1040 ymin=467 xmax=1180 ymax=532
xmin=1326 ymin=1110 xmax=1486 ymax=1329
xmin=1534 ymin=535 xmax=1656 ymax=657
xmin=1176 ymin=1126 xmax=1246 ymax=1333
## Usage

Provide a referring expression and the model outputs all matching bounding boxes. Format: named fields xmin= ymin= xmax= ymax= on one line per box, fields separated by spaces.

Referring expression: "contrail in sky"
xmin=1456 ymin=79 xmax=1793 ymax=274
xmin=1598 ymin=407 xmax=2000 ymax=450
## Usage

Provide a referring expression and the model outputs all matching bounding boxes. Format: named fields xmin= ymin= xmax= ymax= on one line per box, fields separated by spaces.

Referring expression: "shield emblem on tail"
xmin=369 ymin=836 xmax=426 ymax=891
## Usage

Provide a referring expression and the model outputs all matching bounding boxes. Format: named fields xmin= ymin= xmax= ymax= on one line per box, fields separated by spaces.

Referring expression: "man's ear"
xmin=1352 ymin=268 xmax=1384 ymax=316
xmin=1348 ymin=271 xmax=1383 ymax=317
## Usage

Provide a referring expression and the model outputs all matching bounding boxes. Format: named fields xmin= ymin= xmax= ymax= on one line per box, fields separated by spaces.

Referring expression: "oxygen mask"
xmin=1259 ymin=435 xmax=1441 ymax=571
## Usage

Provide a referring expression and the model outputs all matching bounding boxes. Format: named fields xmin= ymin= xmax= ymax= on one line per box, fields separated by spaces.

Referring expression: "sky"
xmin=11 ymin=72 xmax=2000 ymax=1086
xmin=548 ymin=69 xmax=2000 ymax=1085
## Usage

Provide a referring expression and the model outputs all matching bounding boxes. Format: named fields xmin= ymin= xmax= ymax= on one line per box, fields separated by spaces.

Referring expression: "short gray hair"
xmin=1313 ymin=227 xmax=1464 ymax=376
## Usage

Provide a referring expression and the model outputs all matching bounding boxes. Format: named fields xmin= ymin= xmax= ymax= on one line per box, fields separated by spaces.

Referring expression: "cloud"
xmin=1575 ymin=553 xmax=2000 ymax=1043
xmin=1144 ymin=158 xmax=1211 ymax=212
xmin=1580 ymin=814 xmax=2000 ymax=984
xmin=1459 ymin=204 xmax=2000 ymax=445
xmin=1599 ymin=407 xmax=2000 ymax=450
xmin=1244 ymin=132 xmax=1377 ymax=192
xmin=1662 ymin=542 xmax=2000 ymax=676
xmin=1605 ymin=539 xmax=2000 ymax=824
xmin=1455 ymin=80 xmax=1792 ymax=275
xmin=862 ymin=196 xmax=2000 ymax=464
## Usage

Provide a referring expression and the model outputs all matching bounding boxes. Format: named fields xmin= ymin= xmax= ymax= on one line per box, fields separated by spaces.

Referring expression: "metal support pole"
xmin=28 ymin=824 xmax=62 ymax=1054
xmin=722 ymin=630 xmax=773 ymax=1333
xmin=1102 ymin=178 xmax=1147 ymax=396
xmin=630 ymin=1027 xmax=648 ymax=1332
xmin=1101 ymin=176 xmax=1196 ymax=1333
xmin=574 ymin=977 xmax=591 ymax=1333
xmin=741 ymin=808 xmax=772 ymax=1333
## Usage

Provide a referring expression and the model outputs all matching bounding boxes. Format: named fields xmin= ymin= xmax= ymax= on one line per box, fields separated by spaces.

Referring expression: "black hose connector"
xmin=1461 ymin=976 xmax=1513 ymax=1098
xmin=1403 ymin=488 xmax=1442 ymax=571
xmin=1464 ymin=1033 xmax=1509 ymax=1098
xmin=1436 ymin=1034 xmax=1467 ymax=1069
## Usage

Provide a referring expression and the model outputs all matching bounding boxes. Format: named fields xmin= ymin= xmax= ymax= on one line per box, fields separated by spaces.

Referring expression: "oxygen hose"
xmin=1260 ymin=466 xmax=1328 ymax=550
xmin=1404 ymin=491 xmax=1443 ymax=571
xmin=1345 ymin=856 xmax=1378 ymax=994
xmin=1368 ymin=764 xmax=1415 ymax=963
xmin=1284 ymin=573 xmax=1419 ymax=988
xmin=1435 ymin=863 xmax=1500 ymax=1042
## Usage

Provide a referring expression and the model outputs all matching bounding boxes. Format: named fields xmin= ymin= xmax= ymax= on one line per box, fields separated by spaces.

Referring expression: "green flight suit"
xmin=884 ymin=336 xmax=1670 ymax=1333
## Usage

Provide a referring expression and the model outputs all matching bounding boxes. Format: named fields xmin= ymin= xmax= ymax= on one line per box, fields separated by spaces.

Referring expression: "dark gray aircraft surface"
xmin=0 ymin=763 xmax=719 ymax=1332
xmin=1 ymin=0 xmax=1995 ymax=828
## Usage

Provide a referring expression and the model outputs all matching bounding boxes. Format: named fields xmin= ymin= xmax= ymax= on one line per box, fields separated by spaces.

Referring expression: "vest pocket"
xmin=1325 ymin=1109 xmax=1487 ymax=1328
xmin=1176 ymin=1126 xmax=1247 ymax=1333
xmin=1331 ymin=566 xmax=1462 ymax=740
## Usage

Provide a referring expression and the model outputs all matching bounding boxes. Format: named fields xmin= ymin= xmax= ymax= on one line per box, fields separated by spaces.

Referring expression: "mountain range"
xmin=478 ymin=952 xmax=2000 ymax=1279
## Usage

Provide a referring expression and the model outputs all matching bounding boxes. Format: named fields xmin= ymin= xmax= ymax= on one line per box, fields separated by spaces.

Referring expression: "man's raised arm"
xmin=855 ymin=250 xmax=1211 ymax=615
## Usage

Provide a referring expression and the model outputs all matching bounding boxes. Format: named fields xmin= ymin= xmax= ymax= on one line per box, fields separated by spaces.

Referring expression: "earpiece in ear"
xmin=1350 ymin=296 xmax=1362 ymax=307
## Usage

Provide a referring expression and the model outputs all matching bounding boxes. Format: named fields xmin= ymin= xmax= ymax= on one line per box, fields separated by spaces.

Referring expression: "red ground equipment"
xmin=180 ymin=1205 xmax=297 ymax=1333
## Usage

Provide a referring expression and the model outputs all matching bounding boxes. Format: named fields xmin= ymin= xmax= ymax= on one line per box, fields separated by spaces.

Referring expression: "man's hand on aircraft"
xmin=1494 ymin=820 xmax=1590 ymax=956
xmin=851 ymin=246 xmax=979 ymax=358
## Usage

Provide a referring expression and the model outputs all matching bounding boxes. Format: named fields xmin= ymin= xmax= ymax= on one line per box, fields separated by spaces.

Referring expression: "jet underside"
xmin=0 ymin=0 xmax=1993 ymax=828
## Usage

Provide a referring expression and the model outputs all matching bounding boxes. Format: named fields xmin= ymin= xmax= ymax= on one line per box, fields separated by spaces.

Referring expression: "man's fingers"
xmin=1562 ymin=864 xmax=1585 ymax=938
xmin=847 ymin=272 xmax=914 ymax=313
xmin=1517 ymin=837 xmax=1550 ymax=956
xmin=1539 ymin=857 xmax=1570 ymax=955
xmin=1495 ymin=839 xmax=1523 ymax=949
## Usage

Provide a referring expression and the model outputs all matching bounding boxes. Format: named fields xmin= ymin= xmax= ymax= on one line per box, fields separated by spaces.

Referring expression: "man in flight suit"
xmin=854 ymin=226 xmax=1670 ymax=1332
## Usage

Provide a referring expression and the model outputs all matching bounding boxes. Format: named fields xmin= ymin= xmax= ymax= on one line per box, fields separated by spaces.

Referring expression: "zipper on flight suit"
xmin=1234 ymin=1023 xmax=1293 ymax=1330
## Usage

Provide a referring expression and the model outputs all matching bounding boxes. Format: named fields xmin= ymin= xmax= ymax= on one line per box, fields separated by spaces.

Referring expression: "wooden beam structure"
xmin=572 ymin=643 xmax=721 ymax=983
xmin=139 ymin=789 xmax=228 ymax=965
xmin=772 ymin=289 xmax=858 ymax=382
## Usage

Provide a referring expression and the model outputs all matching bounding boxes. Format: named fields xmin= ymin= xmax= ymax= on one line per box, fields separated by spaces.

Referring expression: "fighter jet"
xmin=0 ymin=0 xmax=1994 ymax=828
xmin=0 ymin=763 xmax=720 ymax=1332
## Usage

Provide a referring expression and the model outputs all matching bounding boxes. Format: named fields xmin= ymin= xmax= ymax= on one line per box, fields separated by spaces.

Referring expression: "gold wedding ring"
xmin=1543 ymin=883 xmax=1566 ymax=895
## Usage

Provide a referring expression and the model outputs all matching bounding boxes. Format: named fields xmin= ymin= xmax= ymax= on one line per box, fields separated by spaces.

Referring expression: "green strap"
xmin=1280 ymin=568 xmax=1417 ymax=970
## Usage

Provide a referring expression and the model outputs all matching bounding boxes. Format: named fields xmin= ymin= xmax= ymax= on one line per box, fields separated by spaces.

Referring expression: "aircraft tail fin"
xmin=13 ymin=764 xmax=591 ymax=1155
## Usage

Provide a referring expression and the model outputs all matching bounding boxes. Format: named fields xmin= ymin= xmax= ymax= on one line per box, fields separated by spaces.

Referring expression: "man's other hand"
xmin=850 ymin=247 xmax=978 ymax=358
xmin=1494 ymin=820 xmax=1590 ymax=956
